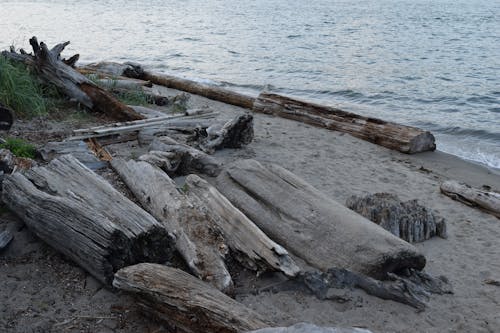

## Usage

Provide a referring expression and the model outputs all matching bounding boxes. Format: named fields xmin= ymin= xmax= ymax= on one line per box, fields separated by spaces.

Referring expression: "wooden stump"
xmin=113 ymin=264 xmax=268 ymax=333
xmin=2 ymin=155 xmax=173 ymax=284
xmin=215 ymin=159 xmax=426 ymax=279
xmin=253 ymin=92 xmax=436 ymax=154
xmin=346 ymin=193 xmax=447 ymax=242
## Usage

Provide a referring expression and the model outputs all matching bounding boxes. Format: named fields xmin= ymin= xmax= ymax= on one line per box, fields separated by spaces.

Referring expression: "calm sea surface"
xmin=1 ymin=0 xmax=499 ymax=168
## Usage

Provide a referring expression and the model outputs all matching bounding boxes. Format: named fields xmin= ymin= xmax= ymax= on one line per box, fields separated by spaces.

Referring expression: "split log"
xmin=111 ymin=158 xmax=232 ymax=292
xmin=2 ymin=155 xmax=173 ymax=284
xmin=1 ymin=37 xmax=144 ymax=121
xmin=141 ymin=137 xmax=222 ymax=177
xmin=184 ymin=175 xmax=300 ymax=276
xmin=198 ymin=113 xmax=254 ymax=154
xmin=113 ymin=264 xmax=268 ymax=333
xmin=253 ymin=92 xmax=436 ymax=154
xmin=441 ymin=180 xmax=500 ymax=218
xmin=0 ymin=230 xmax=13 ymax=251
xmin=215 ymin=159 xmax=426 ymax=279
xmin=346 ymin=193 xmax=447 ymax=242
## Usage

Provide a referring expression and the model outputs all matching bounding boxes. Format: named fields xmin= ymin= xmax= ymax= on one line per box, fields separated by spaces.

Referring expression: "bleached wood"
xmin=441 ymin=180 xmax=500 ymax=218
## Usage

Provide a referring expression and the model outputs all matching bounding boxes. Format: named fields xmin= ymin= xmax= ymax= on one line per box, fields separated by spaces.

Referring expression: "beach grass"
xmin=0 ymin=56 xmax=55 ymax=118
xmin=0 ymin=137 xmax=37 ymax=158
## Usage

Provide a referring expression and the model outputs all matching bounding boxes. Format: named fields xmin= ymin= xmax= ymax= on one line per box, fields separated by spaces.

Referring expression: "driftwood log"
xmin=184 ymin=174 xmax=300 ymax=276
xmin=346 ymin=193 xmax=447 ymax=242
xmin=111 ymin=158 xmax=232 ymax=292
xmin=253 ymin=92 xmax=436 ymax=154
xmin=141 ymin=137 xmax=222 ymax=177
xmin=1 ymin=38 xmax=144 ymax=121
xmin=197 ymin=113 xmax=254 ymax=154
xmin=441 ymin=180 xmax=500 ymax=218
xmin=113 ymin=264 xmax=268 ymax=333
xmin=215 ymin=159 xmax=426 ymax=279
xmin=2 ymin=155 xmax=173 ymax=284
xmin=39 ymin=141 xmax=107 ymax=170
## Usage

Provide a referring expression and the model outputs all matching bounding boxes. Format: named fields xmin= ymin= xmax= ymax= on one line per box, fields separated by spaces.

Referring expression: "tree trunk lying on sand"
xmin=2 ymin=155 xmax=173 ymax=284
xmin=253 ymin=92 xmax=436 ymax=154
xmin=346 ymin=193 xmax=447 ymax=242
xmin=113 ymin=264 xmax=268 ymax=333
xmin=215 ymin=159 xmax=426 ymax=279
xmin=184 ymin=174 xmax=300 ymax=277
xmin=111 ymin=158 xmax=232 ymax=292
xmin=441 ymin=180 xmax=500 ymax=218
xmin=1 ymin=37 xmax=144 ymax=121
xmin=141 ymin=137 xmax=222 ymax=177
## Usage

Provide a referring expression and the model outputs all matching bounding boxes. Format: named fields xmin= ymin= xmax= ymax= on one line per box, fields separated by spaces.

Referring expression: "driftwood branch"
xmin=441 ymin=180 xmax=500 ymax=218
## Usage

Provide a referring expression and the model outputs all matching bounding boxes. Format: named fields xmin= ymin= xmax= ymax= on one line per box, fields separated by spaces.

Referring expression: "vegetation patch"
xmin=0 ymin=56 xmax=53 ymax=117
xmin=0 ymin=137 xmax=37 ymax=158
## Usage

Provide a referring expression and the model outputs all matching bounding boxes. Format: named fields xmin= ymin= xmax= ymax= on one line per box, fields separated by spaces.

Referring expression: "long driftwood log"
xmin=253 ymin=92 xmax=436 ymax=154
xmin=441 ymin=180 xmax=500 ymax=218
xmin=113 ymin=264 xmax=268 ymax=333
xmin=215 ymin=159 xmax=426 ymax=279
xmin=346 ymin=193 xmax=447 ymax=242
xmin=111 ymin=158 xmax=232 ymax=292
xmin=141 ymin=137 xmax=222 ymax=177
xmin=2 ymin=155 xmax=173 ymax=284
xmin=1 ymin=37 xmax=144 ymax=121
xmin=184 ymin=174 xmax=300 ymax=276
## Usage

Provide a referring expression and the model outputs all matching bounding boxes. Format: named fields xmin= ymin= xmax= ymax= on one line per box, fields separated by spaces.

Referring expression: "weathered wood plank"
xmin=253 ymin=92 xmax=436 ymax=154
xmin=113 ymin=263 xmax=268 ymax=333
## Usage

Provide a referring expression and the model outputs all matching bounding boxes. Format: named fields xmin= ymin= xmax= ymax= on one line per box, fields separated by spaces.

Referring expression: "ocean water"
xmin=1 ymin=0 xmax=499 ymax=168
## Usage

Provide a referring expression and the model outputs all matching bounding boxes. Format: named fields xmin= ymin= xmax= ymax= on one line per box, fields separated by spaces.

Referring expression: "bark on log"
xmin=184 ymin=175 xmax=300 ymax=276
xmin=138 ymin=72 xmax=256 ymax=109
xmin=215 ymin=159 xmax=426 ymax=279
xmin=253 ymin=92 xmax=436 ymax=154
xmin=113 ymin=264 xmax=268 ymax=333
xmin=1 ymin=37 xmax=144 ymax=121
xmin=1 ymin=155 xmax=173 ymax=284
xmin=441 ymin=180 xmax=500 ymax=218
xmin=111 ymin=158 xmax=232 ymax=292
xmin=197 ymin=113 xmax=254 ymax=154
xmin=346 ymin=193 xmax=447 ymax=242
xmin=141 ymin=137 xmax=222 ymax=177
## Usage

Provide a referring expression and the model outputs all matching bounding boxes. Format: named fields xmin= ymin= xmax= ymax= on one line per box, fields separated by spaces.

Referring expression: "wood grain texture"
xmin=441 ymin=180 xmax=500 ymax=218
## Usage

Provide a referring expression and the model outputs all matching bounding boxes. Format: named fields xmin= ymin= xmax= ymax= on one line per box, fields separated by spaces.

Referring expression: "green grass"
xmin=0 ymin=56 xmax=53 ymax=117
xmin=0 ymin=137 xmax=36 ymax=158
xmin=115 ymin=88 xmax=150 ymax=106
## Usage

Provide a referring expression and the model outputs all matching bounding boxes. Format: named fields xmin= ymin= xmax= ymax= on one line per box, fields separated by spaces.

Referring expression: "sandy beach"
xmin=1 ymin=86 xmax=499 ymax=333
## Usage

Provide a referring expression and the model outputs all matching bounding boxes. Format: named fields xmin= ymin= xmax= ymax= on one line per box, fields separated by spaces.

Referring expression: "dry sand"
xmin=1 ymin=87 xmax=499 ymax=333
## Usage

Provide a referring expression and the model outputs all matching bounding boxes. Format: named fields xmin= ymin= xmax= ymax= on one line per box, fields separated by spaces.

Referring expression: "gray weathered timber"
xmin=2 ymin=155 xmax=173 ymax=284
xmin=441 ymin=180 xmax=500 ymax=218
xmin=39 ymin=141 xmax=106 ymax=170
xmin=253 ymin=92 xmax=436 ymax=154
xmin=141 ymin=137 xmax=222 ymax=177
xmin=113 ymin=264 xmax=268 ymax=333
xmin=215 ymin=159 xmax=426 ymax=279
xmin=184 ymin=175 xmax=300 ymax=277
xmin=2 ymin=38 xmax=144 ymax=121
xmin=198 ymin=113 xmax=254 ymax=154
xmin=111 ymin=158 xmax=232 ymax=292
xmin=346 ymin=193 xmax=447 ymax=242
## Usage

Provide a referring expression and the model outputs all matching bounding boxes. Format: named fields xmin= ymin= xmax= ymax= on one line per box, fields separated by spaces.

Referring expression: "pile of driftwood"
xmin=0 ymin=38 xmax=461 ymax=332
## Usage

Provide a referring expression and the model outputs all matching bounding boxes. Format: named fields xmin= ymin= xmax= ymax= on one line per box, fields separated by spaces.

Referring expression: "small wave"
xmin=435 ymin=126 xmax=500 ymax=141
xmin=287 ymin=35 xmax=303 ymax=39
